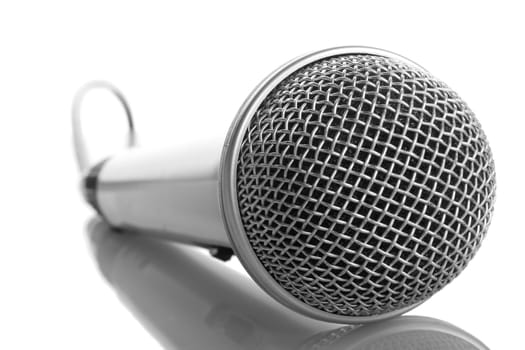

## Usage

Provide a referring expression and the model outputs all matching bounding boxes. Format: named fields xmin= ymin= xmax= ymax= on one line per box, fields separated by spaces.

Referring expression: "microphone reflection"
xmin=86 ymin=218 xmax=489 ymax=350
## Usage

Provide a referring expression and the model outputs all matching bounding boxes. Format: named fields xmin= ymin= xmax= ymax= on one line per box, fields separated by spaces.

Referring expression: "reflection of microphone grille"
xmin=354 ymin=330 xmax=480 ymax=350
xmin=236 ymin=54 xmax=496 ymax=318
xmin=302 ymin=329 xmax=481 ymax=350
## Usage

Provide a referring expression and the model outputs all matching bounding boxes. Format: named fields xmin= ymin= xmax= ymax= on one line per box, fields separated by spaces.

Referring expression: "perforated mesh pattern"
xmin=236 ymin=54 xmax=495 ymax=317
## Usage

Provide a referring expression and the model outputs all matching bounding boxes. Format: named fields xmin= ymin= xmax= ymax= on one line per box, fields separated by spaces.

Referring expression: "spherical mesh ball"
xmin=236 ymin=54 xmax=496 ymax=317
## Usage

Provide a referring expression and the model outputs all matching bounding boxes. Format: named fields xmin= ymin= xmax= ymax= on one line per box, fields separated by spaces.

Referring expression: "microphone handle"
xmin=84 ymin=142 xmax=231 ymax=249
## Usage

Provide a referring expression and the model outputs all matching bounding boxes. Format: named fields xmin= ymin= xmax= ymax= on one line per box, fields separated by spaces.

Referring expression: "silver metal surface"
xmin=220 ymin=47 xmax=496 ymax=323
xmin=88 ymin=219 xmax=489 ymax=350
xmin=96 ymin=141 xmax=230 ymax=247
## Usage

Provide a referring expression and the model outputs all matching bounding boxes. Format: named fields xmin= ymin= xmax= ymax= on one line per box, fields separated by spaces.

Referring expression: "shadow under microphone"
xmin=75 ymin=46 xmax=496 ymax=323
xmin=87 ymin=218 xmax=489 ymax=350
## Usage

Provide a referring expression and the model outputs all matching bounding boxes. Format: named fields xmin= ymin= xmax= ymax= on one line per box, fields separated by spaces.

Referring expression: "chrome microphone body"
xmin=87 ymin=143 xmax=229 ymax=248
xmin=79 ymin=46 xmax=496 ymax=324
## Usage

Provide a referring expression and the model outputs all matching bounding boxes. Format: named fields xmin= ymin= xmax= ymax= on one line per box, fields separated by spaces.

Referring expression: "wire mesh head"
xmin=223 ymin=48 xmax=496 ymax=322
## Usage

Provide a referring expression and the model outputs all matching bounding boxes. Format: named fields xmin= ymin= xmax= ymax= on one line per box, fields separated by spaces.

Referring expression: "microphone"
xmin=76 ymin=46 xmax=496 ymax=324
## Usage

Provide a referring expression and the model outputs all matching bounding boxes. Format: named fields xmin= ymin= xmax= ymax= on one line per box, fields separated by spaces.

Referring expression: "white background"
xmin=0 ymin=1 xmax=523 ymax=348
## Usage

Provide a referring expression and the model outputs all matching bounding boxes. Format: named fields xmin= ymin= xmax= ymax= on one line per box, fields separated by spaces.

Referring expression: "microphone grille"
xmin=235 ymin=53 xmax=496 ymax=319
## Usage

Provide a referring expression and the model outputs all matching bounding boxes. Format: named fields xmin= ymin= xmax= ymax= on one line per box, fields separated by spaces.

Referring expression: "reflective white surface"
xmin=1 ymin=1 xmax=524 ymax=348
xmin=87 ymin=219 xmax=488 ymax=350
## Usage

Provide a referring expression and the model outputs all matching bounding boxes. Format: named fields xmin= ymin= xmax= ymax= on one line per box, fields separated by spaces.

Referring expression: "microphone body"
xmin=88 ymin=142 xmax=229 ymax=248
